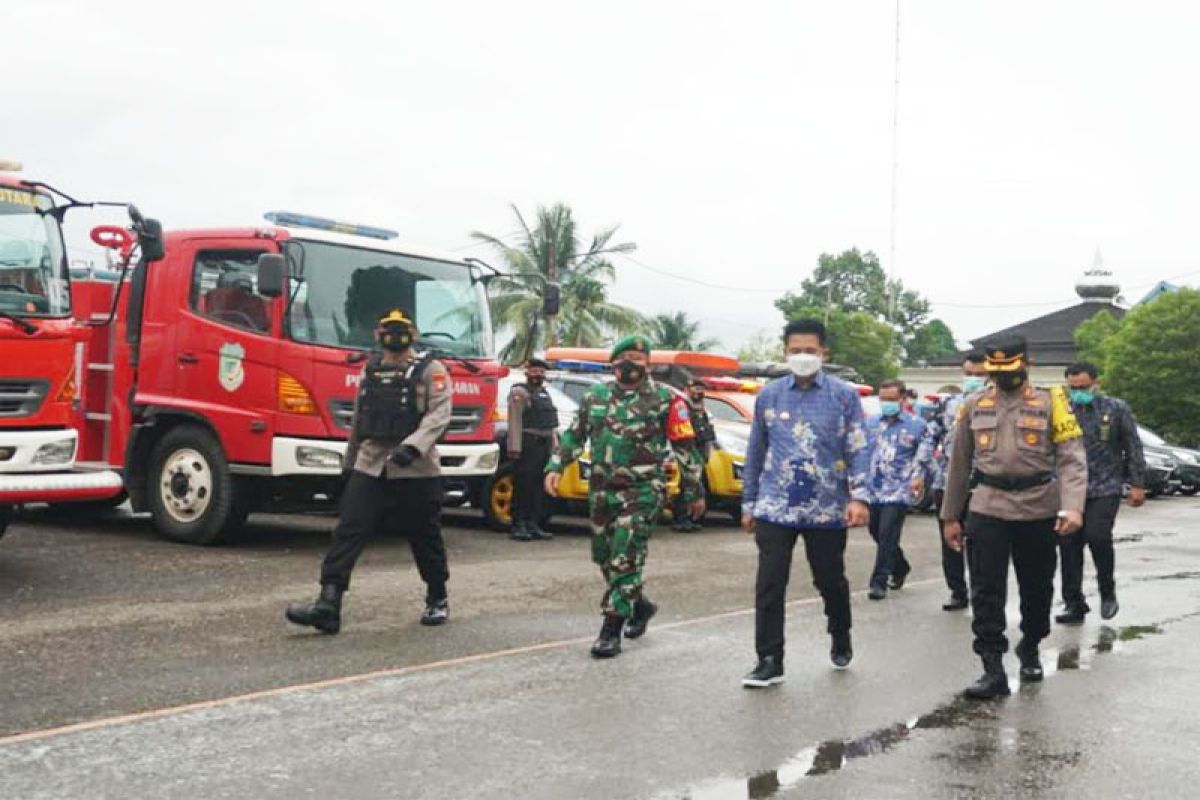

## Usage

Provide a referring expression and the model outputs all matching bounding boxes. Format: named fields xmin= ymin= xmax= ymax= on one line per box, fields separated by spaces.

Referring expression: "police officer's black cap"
xmin=525 ymin=357 xmax=550 ymax=370
xmin=981 ymin=334 xmax=1028 ymax=373
xmin=686 ymin=378 xmax=706 ymax=389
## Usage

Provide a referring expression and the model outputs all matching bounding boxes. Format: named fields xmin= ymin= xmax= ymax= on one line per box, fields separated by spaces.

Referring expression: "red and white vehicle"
xmin=8 ymin=204 xmax=505 ymax=544
xmin=0 ymin=161 xmax=159 ymax=539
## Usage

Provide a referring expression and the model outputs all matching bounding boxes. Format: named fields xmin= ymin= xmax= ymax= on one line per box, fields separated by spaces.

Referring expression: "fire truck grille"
xmin=0 ymin=379 xmax=50 ymax=418
xmin=327 ymin=399 xmax=483 ymax=435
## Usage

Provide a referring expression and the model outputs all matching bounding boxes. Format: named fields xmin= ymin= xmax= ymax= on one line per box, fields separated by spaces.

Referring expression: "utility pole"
xmin=887 ymin=0 xmax=902 ymax=323
xmin=544 ymin=237 xmax=559 ymax=348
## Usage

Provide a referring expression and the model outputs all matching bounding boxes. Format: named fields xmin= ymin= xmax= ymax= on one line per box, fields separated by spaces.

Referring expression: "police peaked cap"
xmin=981 ymin=334 xmax=1028 ymax=373
xmin=378 ymin=309 xmax=414 ymax=327
xmin=610 ymin=335 xmax=652 ymax=361
xmin=525 ymin=357 xmax=550 ymax=370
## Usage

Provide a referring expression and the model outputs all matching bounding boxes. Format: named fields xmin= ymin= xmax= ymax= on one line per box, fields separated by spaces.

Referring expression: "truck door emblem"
xmin=219 ymin=343 xmax=246 ymax=392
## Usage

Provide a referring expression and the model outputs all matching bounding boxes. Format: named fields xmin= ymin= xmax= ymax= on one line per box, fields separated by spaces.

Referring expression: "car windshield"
xmin=0 ymin=187 xmax=69 ymax=316
xmin=1139 ymin=426 xmax=1166 ymax=447
xmin=283 ymin=239 xmax=493 ymax=358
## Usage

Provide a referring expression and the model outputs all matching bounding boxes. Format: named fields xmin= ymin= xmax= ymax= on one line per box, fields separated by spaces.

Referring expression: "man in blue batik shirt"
xmin=864 ymin=379 xmax=934 ymax=600
xmin=740 ymin=319 xmax=871 ymax=689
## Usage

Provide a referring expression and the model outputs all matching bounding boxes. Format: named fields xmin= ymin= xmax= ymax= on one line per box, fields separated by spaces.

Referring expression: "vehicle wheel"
xmin=147 ymin=425 xmax=237 ymax=545
xmin=1180 ymin=484 xmax=1199 ymax=497
xmin=0 ymin=504 xmax=10 ymax=540
xmin=482 ymin=462 xmax=517 ymax=532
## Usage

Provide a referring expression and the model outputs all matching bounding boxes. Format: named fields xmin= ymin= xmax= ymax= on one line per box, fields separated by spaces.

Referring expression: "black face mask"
xmin=379 ymin=324 xmax=413 ymax=352
xmin=527 ymin=376 xmax=545 ymax=387
xmin=688 ymin=392 xmax=704 ymax=404
xmin=614 ymin=361 xmax=646 ymax=385
xmin=995 ymin=369 xmax=1027 ymax=393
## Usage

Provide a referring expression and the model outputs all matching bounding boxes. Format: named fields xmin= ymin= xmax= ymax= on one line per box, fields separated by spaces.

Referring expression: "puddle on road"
xmin=659 ymin=615 xmax=1190 ymax=800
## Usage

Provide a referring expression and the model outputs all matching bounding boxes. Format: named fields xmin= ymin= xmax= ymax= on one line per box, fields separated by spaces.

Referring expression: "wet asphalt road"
xmin=0 ymin=498 xmax=1197 ymax=798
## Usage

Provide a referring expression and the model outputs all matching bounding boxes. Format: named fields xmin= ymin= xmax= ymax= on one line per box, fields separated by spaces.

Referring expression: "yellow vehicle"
xmin=703 ymin=419 xmax=748 ymax=520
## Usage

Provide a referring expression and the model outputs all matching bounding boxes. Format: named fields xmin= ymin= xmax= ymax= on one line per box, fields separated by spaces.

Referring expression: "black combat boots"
xmin=624 ymin=598 xmax=658 ymax=640
xmin=964 ymin=653 xmax=1011 ymax=700
xmin=590 ymin=613 xmax=625 ymax=658
xmin=285 ymin=584 xmax=343 ymax=634
xmin=830 ymin=631 xmax=853 ymax=669
xmin=1014 ymin=638 xmax=1044 ymax=682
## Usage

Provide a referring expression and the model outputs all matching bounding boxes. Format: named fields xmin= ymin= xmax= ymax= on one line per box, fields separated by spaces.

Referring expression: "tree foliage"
xmin=736 ymin=330 xmax=783 ymax=363
xmin=906 ymin=319 xmax=958 ymax=365
xmin=471 ymin=203 xmax=641 ymax=363
xmin=1072 ymin=308 xmax=1123 ymax=369
xmin=646 ymin=311 xmax=719 ymax=352
xmin=1102 ymin=289 xmax=1200 ymax=446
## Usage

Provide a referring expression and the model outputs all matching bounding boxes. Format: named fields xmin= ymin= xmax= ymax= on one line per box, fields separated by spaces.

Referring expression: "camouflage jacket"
xmin=547 ymin=378 xmax=704 ymax=503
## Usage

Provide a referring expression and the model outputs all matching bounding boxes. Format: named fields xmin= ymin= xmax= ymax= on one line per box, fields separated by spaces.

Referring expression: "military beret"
xmin=610 ymin=335 xmax=652 ymax=361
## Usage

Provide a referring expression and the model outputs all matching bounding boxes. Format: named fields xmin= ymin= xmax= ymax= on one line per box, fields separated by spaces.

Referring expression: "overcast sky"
xmin=8 ymin=1 xmax=1199 ymax=351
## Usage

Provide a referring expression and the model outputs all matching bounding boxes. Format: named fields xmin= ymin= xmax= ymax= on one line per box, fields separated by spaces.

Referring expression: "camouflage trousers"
xmin=589 ymin=479 xmax=666 ymax=618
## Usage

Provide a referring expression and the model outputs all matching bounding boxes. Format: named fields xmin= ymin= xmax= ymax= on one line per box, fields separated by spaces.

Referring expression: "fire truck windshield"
xmin=0 ymin=188 xmax=69 ymax=316
xmin=283 ymin=239 xmax=494 ymax=358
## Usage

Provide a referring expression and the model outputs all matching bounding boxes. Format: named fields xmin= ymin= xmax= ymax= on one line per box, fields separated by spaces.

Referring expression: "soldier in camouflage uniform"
xmin=545 ymin=335 xmax=705 ymax=658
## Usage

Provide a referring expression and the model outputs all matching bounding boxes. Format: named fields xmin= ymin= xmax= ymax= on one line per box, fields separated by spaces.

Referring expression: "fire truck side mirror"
xmin=542 ymin=282 xmax=561 ymax=316
xmin=256 ymin=253 xmax=286 ymax=298
xmin=138 ymin=218 xmax=166 ymax=263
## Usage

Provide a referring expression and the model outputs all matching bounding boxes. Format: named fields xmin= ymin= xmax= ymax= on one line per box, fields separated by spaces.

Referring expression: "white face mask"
xmin=786 ymin=352 xmax=822 ymax=377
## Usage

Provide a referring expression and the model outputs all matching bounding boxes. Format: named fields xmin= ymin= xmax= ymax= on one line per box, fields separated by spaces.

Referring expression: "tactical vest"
xmin=354 ymin=354 xmax=430 ymax=441
xmin=521 ymin=383 xmax=558 ymax=431
xmin=691 ymin=404 xmax=715 ymax=444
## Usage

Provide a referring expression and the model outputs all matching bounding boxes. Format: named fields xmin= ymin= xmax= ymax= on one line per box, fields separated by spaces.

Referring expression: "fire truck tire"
xmin=148 ymin=426 xmax=235 ymax=545
xmin=482 ymin=463 xmax=517 ymax=532
xmin=0 ymin=505 xmax=10 ymax=540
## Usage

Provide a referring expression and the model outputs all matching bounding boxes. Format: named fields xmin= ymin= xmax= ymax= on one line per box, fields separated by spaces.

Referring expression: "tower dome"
xmin=1075 ymin=248 xmax=1120 ymax=303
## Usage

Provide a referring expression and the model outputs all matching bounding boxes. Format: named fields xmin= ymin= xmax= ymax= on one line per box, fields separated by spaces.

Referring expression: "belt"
xmin=972 ymin=471 xmax=1053 ymax=491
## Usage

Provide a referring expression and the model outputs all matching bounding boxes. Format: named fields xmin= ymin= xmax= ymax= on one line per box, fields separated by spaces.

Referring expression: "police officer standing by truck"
xmin=507 ymin=357 xmax=558 ymax=541
xmin=286 ymin=309 xmax=454 ymax=634
xmin=942 ymin=335 xmax=1087 ymax=699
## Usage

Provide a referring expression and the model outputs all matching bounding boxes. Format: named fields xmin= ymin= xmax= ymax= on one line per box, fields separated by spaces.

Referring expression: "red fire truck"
xmin=10 ymin=207 xmax=506 ymax=544
xmin=1 ymin=161 xmax=166 ymax=540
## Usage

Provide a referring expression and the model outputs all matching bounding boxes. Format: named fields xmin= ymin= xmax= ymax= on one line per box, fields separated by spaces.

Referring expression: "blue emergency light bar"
xmin=553 ymin=359 xmax=609 ymax=373
xmin=264 ymin=210 xmax=398 ymax=241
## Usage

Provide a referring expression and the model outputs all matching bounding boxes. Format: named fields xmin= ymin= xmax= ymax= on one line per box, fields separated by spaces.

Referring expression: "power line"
xmin=616 ymin=253 xmax=787 ymax=293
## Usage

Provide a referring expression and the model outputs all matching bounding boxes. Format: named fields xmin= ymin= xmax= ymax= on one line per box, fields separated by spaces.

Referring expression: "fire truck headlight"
xmin=479 ymin=449 xmax=499 ymax=470
xmin=296 ymin=446 xmax=343 ymax=470
xmin=33 ymin=438 xmax=76 ymax=465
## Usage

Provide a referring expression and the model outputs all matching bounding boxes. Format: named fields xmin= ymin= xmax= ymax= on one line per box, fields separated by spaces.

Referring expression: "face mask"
xmin=1069 ymin=388 xmax=1095 ymax=405
xmin=689 ymin=392 xmax=704 ymax=404
xmin=379 ymin=324 xmax=412 ymax=352
xmin=527 ymin=376 xmax=545 ymax=387
xmin=786 ymin=352 xmax=822 ymax=378
xmin=994 ymin=370 xmax=1027 ymax=393
xmin=880 ymin=400 xmax=902 ymax=417
xmin=962 ymin=376 xmax=986 ymax=393
xmin=614 ymin=361 xmax=646 ymax=385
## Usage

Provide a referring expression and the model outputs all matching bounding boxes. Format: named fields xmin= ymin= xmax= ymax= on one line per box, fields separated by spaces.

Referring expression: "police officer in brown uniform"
xmin=942 ymin=335 xmax=1087 ymax=699
xmin=286 ymin=309 xmax=454 ymax=633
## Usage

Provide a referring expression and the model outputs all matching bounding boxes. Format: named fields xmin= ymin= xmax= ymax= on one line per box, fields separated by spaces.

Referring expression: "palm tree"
xmin=647 ymin=311 xmax=719 ymax=352
xmin=471 ymin=203 xmax=640 ymax=362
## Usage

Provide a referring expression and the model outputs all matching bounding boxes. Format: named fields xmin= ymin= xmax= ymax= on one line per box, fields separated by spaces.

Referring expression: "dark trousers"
xmin=1059 ymin=495 xmax=1120 ymax=610
xmin=867 ymin=504 xmax=910 ymax=588
xmin=934 ymin=489 xmax=969 ymax=598
xmin=320 ymin=472 xmax=448 ymax=599
xmin=513 ymin=434 xmax=552 ymax=524
xmin=755 ymin=521 xmax=851 ymax=660
xmin=967 ymin=512 xmax=1057 ymax=655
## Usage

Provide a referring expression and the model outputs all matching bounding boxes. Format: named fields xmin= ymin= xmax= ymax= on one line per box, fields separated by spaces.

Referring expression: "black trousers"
xmin=867 ymin=504 xmax=910 ymax=588
xmin=1059 ymin=495 xmax=1120 ymax=610
xmin=934 ymin=489 xmax=969 ymax=598
xmin=755 ymin=521 xmax=851 ymax=659
xmin=967 ymin=512 xmax=1057 ymax=655
xmin=320 ymin=472 xmax=448 ymax=599
xmin=513 ymin=434 xmax=552 ymax=524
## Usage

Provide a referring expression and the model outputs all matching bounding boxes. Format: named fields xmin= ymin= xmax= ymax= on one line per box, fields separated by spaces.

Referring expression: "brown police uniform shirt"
xmin=345 ymin=357 xmax=454 ymax=479
xmin=941 ymin=385 xmax=1087 ymax=522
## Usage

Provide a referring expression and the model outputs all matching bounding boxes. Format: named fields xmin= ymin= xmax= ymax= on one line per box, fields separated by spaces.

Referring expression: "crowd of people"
xmin=284 ymin=310 xmax=1146 ymax=701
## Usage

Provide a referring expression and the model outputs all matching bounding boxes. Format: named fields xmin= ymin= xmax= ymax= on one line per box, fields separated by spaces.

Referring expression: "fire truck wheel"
xmin=482 ymin=463 xmax=517 ymax=532
xmin=148 ymin=426 xmax=235 ymax=545
xmin=0 ymin=504 xmax=10 ymax=540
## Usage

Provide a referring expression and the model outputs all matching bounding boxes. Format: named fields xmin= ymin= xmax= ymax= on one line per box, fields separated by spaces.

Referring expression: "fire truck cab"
xmin=74 ymin=212 xmax=504 ymax=544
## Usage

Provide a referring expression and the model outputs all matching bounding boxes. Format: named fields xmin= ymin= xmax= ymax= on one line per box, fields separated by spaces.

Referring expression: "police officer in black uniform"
xmin=672 ymin=378 xmax=715 ymax=532
xmin=286 ymin=309 xmax=454 ymax=633
xmin=507 ymin=357 xmax=558 ymax=541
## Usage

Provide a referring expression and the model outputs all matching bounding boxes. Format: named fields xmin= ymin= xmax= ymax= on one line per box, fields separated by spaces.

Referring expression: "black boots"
xmin=421 ymin=597 xmax=449 ymax=626
xmin=1055 ymin=605 xmax=1087 ymax=625
xmin=624 ymin=598 xmax=658 ymax=640
xmin=1100 ymin=594 xmax=1120 ymax=620
xmin=510 ymin=520 xmax=532 ymax=541
xmin=742 ymin=655 xmax=785 ymax=688
xmin=964 ymin=653 xmax=1011 ymax=699
xmin=286 ymin=585 xmax=343 ymax=634
xmin=590 ymin=613 xmax=625 ymax=658
xmin=1015 ymin=638 xmax=1043 ymax=682
xmin=942 ymin=593 xmax=969 ymax=611
xmin=830 ymin=631 xmax=853 ymax=670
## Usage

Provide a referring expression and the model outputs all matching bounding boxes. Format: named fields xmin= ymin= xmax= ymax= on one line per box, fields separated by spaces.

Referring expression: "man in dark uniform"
xmin=1056 ymin=361 xmax=1146 ymax=624
xmin=672 ymin=378 xmax=715 ymax=532
xmin=286 ymin=309 xmax=454 ymax=634
xmin=942 ymin=335 xmax=1087 ymax=699
xmin=507 ymin=357 xmax=558 ymax=541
